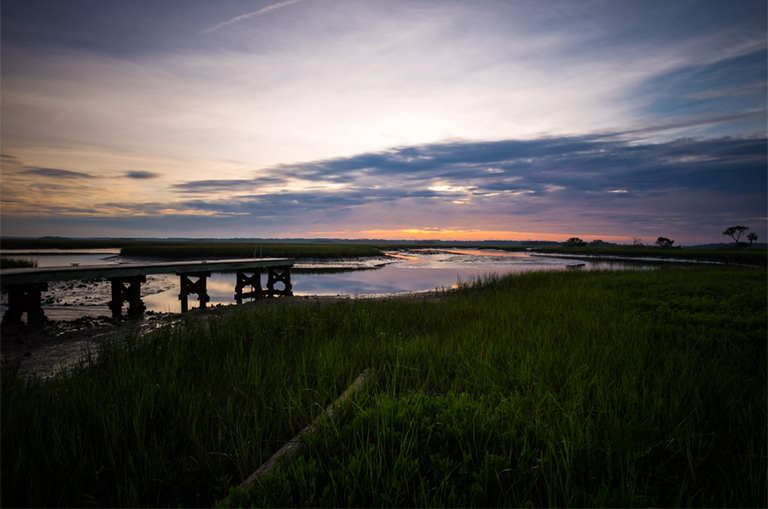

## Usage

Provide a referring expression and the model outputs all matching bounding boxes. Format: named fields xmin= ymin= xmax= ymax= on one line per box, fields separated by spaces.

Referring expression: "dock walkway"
xmin=0 ymin=258 xmax=293 ymax=325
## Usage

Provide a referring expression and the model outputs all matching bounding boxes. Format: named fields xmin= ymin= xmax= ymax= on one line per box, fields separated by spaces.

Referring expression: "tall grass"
xmin=523 ymin=244 xmax=768 ymax=266
xmin=2 ymin=266 xmax=765 ymax=507
xmin=0 ymin=256 xmax=38 ymax=269
xmin=118 ymin=242 xmax=385 ymax=259
xmin=0 ymin=239 xmax=385 ymax=259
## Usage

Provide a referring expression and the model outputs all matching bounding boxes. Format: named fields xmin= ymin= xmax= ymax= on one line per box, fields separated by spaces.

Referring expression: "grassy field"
xmin=0 ymin=239 xmax=385 ymax=259
xmin=523 ymin=244 xmax=768 ymax=266
xmin=2 ymin=238 xmax=765 ymax=265
xmin=119 ymin=241 xmax=384 ymax=259
xmin=2 ymin=265 xmax=765 ymax=507
xmin=0 ymin=256 xmax=38 ymax=269
xmin=0 ymin=238 xmax=130 ymax=251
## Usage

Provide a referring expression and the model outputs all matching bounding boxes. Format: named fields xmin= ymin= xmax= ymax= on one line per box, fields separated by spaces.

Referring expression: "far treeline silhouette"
xmin=722 ymin=226 xmax=758 ymax=248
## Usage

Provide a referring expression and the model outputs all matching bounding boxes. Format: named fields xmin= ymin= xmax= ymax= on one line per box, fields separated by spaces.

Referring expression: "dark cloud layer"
xmin=155 ymin=134 xmax=768 ymax=240
xmin=175 ymin=134 xmax=767 ymax=199
xmin=21 ymin=166 xmax=93 ymax=179
xmin=123 ymin=170 xmax=161 ymax=180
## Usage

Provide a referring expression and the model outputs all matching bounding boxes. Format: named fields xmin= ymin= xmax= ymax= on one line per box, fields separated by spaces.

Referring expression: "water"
xmin=1 ymin=248 xmax=657 ymax=378
xmin=1 ymin=248 xmax=656 ymax=316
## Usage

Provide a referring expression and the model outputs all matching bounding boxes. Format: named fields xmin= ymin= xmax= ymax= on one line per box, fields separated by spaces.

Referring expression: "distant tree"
xmin=722 ymin=226 xmax=749 ymax=248
xmin=588 ymin=239 xmax=611 ymax=246
xmin=747 ymin=232 xmax=758 ymax=248
xmin=564 ymin=237 xmax=586 ymax=247
xmin=655 ymin=237 xmax=674 ymax=248
xmin=632 ymin=237 xmax=644 ymax=246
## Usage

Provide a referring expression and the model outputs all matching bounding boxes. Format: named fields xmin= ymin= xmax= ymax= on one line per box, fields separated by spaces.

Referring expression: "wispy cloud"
xmin=200 ymin=0 xmax=308 ymax=34
xmin=152 ymin=134 xmax=766 ymax=242
xmin=21 ymin=166 xmax=93 ymax=179
xmin=123 ymin=170 xmax=162 ymax=180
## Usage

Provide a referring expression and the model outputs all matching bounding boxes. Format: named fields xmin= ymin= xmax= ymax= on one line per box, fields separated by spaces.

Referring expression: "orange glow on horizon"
xmin=299 ymin=228 xmax=634 ymax=243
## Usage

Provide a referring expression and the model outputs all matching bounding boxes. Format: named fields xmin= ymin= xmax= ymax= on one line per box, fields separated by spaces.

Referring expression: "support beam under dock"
xmin=1 ymin=258 xmax=293 ymax=325
xmin=108 ymin=275 xmax=147 ymax=318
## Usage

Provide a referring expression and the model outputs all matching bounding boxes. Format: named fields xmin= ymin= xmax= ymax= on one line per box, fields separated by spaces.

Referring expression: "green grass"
xmin=119 ymin=241 xmax=384 ymax=259
xmin=0 ymin=239 xmax=130 ymax=250
xmin=0 ymin=239 xmax=385 ymax=259
xmin=0 ymin=256 xmax=38 ymax=269
xmin=2 ymin=266 xmax=766 ymax=507
xmin=4 ymin=237 xmax=763 ymax=266
xmin=523 ymin=245 xmax=768 ymax=266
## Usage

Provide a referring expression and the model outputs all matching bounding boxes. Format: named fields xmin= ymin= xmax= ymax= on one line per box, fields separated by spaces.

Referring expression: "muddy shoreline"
xmin=0 ymin=255 xmax=400 ymax=378
xmin=0 ymin=291 xmax=439 ymax=380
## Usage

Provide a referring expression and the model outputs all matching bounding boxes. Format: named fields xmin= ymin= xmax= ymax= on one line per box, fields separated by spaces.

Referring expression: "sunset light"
xmin=1 ymin=0 xmax=765 ymax=243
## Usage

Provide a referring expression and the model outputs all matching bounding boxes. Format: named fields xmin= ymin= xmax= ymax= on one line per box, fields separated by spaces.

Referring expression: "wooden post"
xmin=2 ymin=283 xmax=48 ymax=326
xmin=178 ymin=271 xmax=211 ymax=312
xmin=237 ymin=369 xmax=372 ymax=491
xmin=234 ymin=270 xmax=262 ymax=304
xmin=108 ymin=275 xmax=147 ymax=318
xmin=266 ymin=267 xmax=292 ymax=297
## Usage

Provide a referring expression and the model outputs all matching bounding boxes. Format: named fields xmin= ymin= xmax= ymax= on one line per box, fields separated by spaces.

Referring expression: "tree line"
xmin=722 ymin=226 xmax=758 ymax=249
xmin=561 ymin=226 xmax=759 ymax=249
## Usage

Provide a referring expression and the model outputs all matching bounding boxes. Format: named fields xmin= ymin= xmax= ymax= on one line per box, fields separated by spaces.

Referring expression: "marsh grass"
xmin=0 ymin=239 xmax=385 ymax=259
xmin=0 ymin=256 xmax=38 ymax=269
xmin=120 ymin=242 xmax=385 ymax=259
xmin=2 ymin=267 xmax=765 ymax=507
xmin=525 ymin=244 xmax=768 ymax=266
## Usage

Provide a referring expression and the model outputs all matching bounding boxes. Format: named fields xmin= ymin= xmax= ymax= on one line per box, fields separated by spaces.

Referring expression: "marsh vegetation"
xmin=520 ymin=244 xmax=767 ymax=266
xmin=2 ymin=266 xmax=765 ymax=507
xmin=0 ymin=256 xmax=38 ymax=269
xmin=2 ymin=238 xmax=765 ymax=266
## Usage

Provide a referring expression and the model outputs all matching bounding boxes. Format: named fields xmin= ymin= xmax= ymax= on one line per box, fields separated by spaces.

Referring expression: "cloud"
xmin=200 ymin=0 xmax=308 ymax=34
xmin=21 ymin=166 xmax=93 ymax=179
xmin=152 ymin=134 xmax=765 ymax=242
xmin=1 ymin=154 xmax=21 ymax=163
xmin=170 ymin=135 xmax=768 ymax=200
xmin=173 ymin=179 xmax=264 ymax=193
xmin=123 ymin=170 xmax=162 ymax=180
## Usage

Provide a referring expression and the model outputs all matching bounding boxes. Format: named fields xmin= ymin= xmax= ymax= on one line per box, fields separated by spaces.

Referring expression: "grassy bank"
xmin=0 ymin=257 xmax=38 ymax=269
xmin=2 ymin=266 xmax=766 ymax=507
xmin=3 ymin=238 xmax=765 ymax=266
xmin=119 ymin=241 xmax=384 ymax=259
xmin=524 ymin=245 xmax=768 ymax=266
xmin=0 ymin=238 xmax=385 ymax=259
xmin=0 ymin=238 xmax=130 ymax=251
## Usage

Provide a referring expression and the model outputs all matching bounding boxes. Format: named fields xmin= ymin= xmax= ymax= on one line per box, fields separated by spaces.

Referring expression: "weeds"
xmin=118 ymin=242 xmax=385 ymax=259
xmin=2 ymin=266 xmax=765 ymax=507
xmin=0 ymin=256 xmax=38 ymax=269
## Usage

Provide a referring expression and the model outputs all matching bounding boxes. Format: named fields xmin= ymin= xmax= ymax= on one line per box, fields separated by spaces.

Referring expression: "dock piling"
xmin=235 ymin=270 xmax=262 ymax=304
xmin=2 ymin=283 xmax=47 ymax=326
xmin=108 ymin=275 xmax=147 ymax=318
xmin=178 ymin=271 xmax=211 ymax=313
xmin=2 ymin=258 xmax=293 ymax=324
xmin=266 ymin=267 xmax=292 ymax=297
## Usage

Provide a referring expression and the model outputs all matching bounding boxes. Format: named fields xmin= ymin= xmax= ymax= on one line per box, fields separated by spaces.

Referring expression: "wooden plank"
xmin=238 ymin=369 xmax=373 ymax=490
xmin=0 ymin=258 xmax=293 ymax=286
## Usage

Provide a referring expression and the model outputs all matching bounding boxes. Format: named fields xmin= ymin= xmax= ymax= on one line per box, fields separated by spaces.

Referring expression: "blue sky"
xmin=1 ymin=0 xmax=765 ymax=243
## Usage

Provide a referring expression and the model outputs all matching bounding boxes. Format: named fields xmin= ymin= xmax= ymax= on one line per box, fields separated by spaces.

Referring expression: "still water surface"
xmin=2 ymin=249 xmax=655 ymax=314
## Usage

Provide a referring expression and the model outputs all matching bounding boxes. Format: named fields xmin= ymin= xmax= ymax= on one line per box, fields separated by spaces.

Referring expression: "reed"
xmin=523 ymin=244 xmax=768 ymax=266
xmin=0 ymin=256 xmax=38 ymax=269
xmin=2 ymin=266 xmax=765 ymax=507
xmin=118 ymin=242 xmax=385 ymax=260
xmin=0 ymin=239 xmax=385 ymax=259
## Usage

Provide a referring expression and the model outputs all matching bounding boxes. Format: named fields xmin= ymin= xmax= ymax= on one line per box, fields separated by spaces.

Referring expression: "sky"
xmin=1 ymin=0 xmax=766 ymax=244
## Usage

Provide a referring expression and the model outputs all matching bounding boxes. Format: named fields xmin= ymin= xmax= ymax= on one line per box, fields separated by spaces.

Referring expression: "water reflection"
xmin=1 ymin=249 xmax=658 ymax=315
xmin=28 ymin=254 xmax=120 ymax=268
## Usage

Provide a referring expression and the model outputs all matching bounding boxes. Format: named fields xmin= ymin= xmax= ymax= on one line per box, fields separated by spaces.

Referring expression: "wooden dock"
xmin=0 ymin=258 xmax=293 ymax=325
